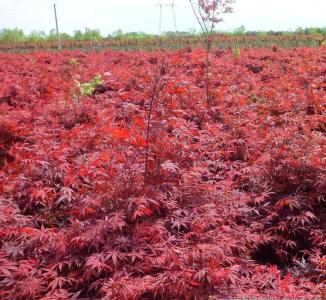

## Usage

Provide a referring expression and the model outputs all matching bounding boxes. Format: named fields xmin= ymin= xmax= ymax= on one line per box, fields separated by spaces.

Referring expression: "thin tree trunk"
xmin=144 ymin=78 xmax=160 ymax=184
xmin=206 ymin=40 xmax=211 ymax=108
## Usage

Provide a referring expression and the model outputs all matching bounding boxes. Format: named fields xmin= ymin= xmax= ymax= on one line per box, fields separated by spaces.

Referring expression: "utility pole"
xmin=158 ymin=3 xmax=162 ymax=35
xmin=53 ymin=3 xmax=61 ymax=50
xmin=171 ymin=1 xmax=177 ymax=33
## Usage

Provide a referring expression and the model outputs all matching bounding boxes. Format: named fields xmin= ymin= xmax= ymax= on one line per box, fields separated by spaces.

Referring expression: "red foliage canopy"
xmin=0 ymin=47 xmax=325 ymax=299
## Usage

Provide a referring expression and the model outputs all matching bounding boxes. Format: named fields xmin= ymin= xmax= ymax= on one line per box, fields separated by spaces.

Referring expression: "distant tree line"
xmin=0 ymin=26 xmax=325 ymax=43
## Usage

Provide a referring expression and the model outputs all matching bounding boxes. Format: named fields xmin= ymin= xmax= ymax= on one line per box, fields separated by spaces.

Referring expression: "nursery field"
xmin=0 ymin=34 xmax=324 ymax=52
xmin=0 ymin=47 xmax=325 ymax=299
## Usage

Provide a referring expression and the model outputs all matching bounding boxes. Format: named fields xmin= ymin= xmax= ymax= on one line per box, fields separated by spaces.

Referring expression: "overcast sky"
xmin=0 ymin=0 xmax=325 ymax=35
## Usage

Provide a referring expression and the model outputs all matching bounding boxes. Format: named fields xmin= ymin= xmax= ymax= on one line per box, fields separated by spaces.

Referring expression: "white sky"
xmin=0 ymin=0 xmax=325 ymax=35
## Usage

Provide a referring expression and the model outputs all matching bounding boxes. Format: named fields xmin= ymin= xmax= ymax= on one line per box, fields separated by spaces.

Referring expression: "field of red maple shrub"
xmin=0 ymin=47 xmax=325 ymax=299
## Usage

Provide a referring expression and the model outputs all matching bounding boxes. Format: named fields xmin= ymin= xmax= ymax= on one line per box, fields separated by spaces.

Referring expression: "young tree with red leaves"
xmin=189 ymin=0 xmax=234 ymax=107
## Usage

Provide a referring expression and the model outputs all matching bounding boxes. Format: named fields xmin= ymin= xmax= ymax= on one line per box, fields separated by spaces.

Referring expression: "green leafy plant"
xmin=233 ymin=46 xmax=241 ymax=58
xmin=68 ymin=58 xmax=79 ymax=66
xmin=74 ymin=74 xmax=103 ymax=96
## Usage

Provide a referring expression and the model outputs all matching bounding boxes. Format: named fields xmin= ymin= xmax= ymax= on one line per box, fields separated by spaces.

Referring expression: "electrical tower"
xmin=156 ymin=0 xmax=178 ymax=35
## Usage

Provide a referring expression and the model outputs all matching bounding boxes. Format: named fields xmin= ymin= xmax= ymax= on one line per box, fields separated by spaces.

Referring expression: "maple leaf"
xmin=107 ymin=211 xmax=127 ymax=232
xmin=133 ymin=116 xmax=146 ymax=128
xmin=106 ymin=251 xmax=122 ymax=268
xmin=161 ymin=160 xmax=179 ymax=175
xmin=20 ymin=227 xmax=35 ymax=236
xmin=55 ymin=187 xmax=74 ymax=206
xmin=30 ymin=187 xmax=53 ymax=202
xmin=190 ymin=280 xmax=203 ymax=287
xmin=194 ymin=268 xmax=209 ymax=282
xmin=171 ymin=218 xmax=189 ymax=232
xmin=0 ymin=258 xmax=17 ymax=277
xmin=110 ymin=128 xmax=130 ymax=140
xmin=48 ymin=276 xmax=69 ymax=292
xmin=131 ymin=206 xmax=153 ymax=221
xmin=84 ymin=253 xmax=111 ymax=280
xmin=55 ymin=233 xmax=67 ymax=258
xmin=133 ymin=135 xmax=146 ymax=147
xmin=128 ymin=250 xmax=146 ymax=264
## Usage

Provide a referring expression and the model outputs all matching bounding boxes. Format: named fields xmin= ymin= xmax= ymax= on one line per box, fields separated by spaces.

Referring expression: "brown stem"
xmin=188 ymin=0 xmax=208 ymax=39
xmin=144 ymin=63 xmax=174 ymax=184
xmin=144 ymin=76 xmax=160 ymax=184
xmin=206 ymin=39 xmax=211 ymax=108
